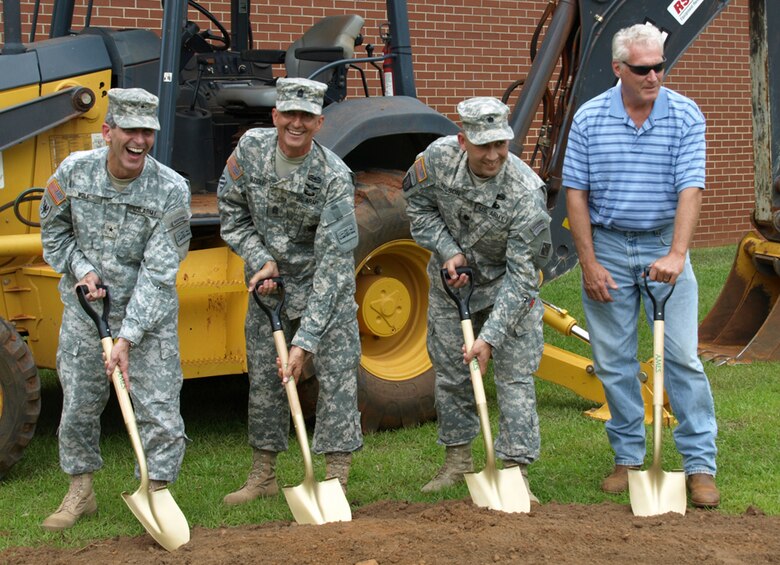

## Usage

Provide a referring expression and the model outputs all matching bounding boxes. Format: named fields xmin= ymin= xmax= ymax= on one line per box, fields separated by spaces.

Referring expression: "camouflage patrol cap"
xmin=457 ymin=97 xmax=514 ymax=145
xmin=106 ymin=88 xmax=160 ymax=130
xmin=275 ymin=78 xmax=327 ymax=115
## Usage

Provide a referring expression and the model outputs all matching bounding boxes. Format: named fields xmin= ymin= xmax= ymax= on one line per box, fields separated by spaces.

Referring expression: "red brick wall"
xmin=7 ymin=0 xmax=754 ymax=247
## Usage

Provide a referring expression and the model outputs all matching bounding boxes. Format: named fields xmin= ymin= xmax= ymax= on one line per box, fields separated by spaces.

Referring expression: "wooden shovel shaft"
xmin=461 ymin=319 xmax=496 ymax=469
xmin=273 ymin=330 xmax=316 ymax=483
xmin=651 ymin=319 xmax=665 ymax=470
xmin=100 ymin=337 xmax=149 ymax=486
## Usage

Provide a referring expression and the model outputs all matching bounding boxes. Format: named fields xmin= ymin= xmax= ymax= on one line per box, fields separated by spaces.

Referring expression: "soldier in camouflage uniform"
xmin=218 ymin=78 xmax=362 ymax=504
xmin=403 ymin=97 xmax=552 ymax=500
xmin=39 ymin=88 xmax=192 ymax=531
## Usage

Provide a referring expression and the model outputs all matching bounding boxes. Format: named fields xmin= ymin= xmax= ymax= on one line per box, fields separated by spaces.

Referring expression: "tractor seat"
xmin=213 ymin=14 xmax=364 ymax=113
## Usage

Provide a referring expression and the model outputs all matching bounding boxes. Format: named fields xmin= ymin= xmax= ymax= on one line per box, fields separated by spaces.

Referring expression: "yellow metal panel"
xmin=0 ymin=246 xmax=251 ymax=378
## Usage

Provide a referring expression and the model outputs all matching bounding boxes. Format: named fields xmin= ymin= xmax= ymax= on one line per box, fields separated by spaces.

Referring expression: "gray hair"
xmin=104 ymin=113 xmax=117 ymax=129
xmin=612 ymin=24 xmax=664 ymax=62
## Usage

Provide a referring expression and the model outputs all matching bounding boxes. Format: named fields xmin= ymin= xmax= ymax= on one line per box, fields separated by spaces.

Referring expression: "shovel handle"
xmin=643 ymin=267 xmax=674 ymax=466
xmin=440 ymin=267 xmax=498 ymax=470
xmin=439 ymin=266 xmax=474 ymax=321
xmin=252 ymin=277 xmax=286 ymax=331
xmin=76 ymin=284 xmax=112 ymax=339
xmin=643 ymin=267 xmax=675 ymax=321
xmin=75 ymin=285 xmax=150 ymax=488
xmin=253 ymin=277 xmax=316 ymax=483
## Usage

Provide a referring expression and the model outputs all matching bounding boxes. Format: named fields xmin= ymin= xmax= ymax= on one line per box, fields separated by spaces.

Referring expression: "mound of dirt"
xmin=2 ymin=499 xmax=778 ymax=564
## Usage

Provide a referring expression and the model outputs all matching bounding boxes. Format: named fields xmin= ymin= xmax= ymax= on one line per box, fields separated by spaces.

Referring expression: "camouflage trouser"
xmin=55 ymin=309 xmax=187 ymax=482
xmin=245 ymin=299 xmax=363 ymax=454
xmin=427 ymin=297 xmax=543 ymax=464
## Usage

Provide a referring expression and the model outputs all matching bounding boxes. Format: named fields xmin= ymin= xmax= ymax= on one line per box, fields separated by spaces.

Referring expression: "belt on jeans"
xmin=592 ymin=224 xmax=671 ymax=236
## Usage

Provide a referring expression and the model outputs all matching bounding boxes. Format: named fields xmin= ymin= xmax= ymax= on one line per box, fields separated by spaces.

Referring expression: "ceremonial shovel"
xmin=440 ymin=267 xmax=531 ymax=513
xmin=77 ymin=285 xmax=190 ymax=551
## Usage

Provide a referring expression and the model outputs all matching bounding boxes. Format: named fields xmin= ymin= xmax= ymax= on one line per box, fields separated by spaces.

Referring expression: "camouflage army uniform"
xmin=40 ymin=147 xmax=192 ymax=482
xmin=403 ymin=135 xmax=551 ymax=464
xmin=217 ymin=128 xmax=363 ymax=455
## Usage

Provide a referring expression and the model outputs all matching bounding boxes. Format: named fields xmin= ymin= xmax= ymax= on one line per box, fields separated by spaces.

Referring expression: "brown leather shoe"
xmin=601 ymin=465 xmax=640 ymax=494
xmin=687 ymin=473 xmax=720 ymax=508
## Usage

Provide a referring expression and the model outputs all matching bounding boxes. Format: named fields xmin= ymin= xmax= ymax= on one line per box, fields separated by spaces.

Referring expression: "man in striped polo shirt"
xmin=563 ymin=23 xmax=719 ymax=508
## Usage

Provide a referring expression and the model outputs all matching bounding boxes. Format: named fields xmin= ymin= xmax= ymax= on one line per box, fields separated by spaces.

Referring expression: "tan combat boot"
xmin=502 ymin=460 xmax=540 ymax=504
xmin=223 ymin=449 xmax=278 ymax=505
xmin=41 ymin=473 xmax=98 ymax=531
xmin=325 ymin=452 xmax=352 ymax=494
xmin=421 ymin=444 xmax=473 ymax=493
xmin=149 ymin=479 xmax=167 ymax=492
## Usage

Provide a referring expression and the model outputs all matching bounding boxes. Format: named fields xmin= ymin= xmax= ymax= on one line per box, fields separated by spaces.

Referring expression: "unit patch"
xmin=47 ymin=179 xmax=66 ymax=205
xmin=39 ymin=196 xmax=52 ymax=219
xmin=227 ymin=154 xmax=243 ymax=181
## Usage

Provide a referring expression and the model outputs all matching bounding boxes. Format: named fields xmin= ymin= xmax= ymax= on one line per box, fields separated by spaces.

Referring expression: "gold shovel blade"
xmin=283 ymin=477 xmax=352 ymax=525
xmin=122 ymin=487 xmax=190 ymax=551
xmin=627 ymin=467 xmax=687 ymax=517
xmin=464 ymin=465 xmax=531 ymax=514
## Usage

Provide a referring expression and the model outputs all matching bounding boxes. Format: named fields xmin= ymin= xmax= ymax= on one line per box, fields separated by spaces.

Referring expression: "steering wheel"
xmin=187 ymin=0 xmax=230 ymax=51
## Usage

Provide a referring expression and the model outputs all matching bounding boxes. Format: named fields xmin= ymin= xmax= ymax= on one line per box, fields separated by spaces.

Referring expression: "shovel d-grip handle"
xmin=439 ymin=266 xmax=474 ymax=321
xmin=252 ymin=277 xmax=286 ymax=331
xmin=76 ymin=284 xmax=112 ymax=339
xmin=643 ymin=267 xmax=675 ymax=321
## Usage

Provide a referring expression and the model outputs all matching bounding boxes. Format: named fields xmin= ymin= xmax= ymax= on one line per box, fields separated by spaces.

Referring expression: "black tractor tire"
xmin=0 ymin=318 xmax=41 ymax=479
xmin=352 ymin=170 xmax=436 ymax=431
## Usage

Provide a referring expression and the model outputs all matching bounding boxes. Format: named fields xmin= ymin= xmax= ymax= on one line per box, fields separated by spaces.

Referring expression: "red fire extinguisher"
xmin=382 ymin=42 xmax=394 ymax=97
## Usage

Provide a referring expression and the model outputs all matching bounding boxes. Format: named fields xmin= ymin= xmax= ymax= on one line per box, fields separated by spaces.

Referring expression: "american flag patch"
xmin=414 ymin=157 xmax=427 ymax=183
xmin=47 ymin=179 xmax=66 ymax=205
xmin=227 ymin=154 xmax=243 ymax=181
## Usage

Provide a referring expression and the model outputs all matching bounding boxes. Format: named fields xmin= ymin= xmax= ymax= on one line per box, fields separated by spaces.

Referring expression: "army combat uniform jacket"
xmin=40 ymin=146 xmax=192 ymax=481
xmin=403 ymin=135 xmax=551 ymax=462
xmin=218 ymin=129 xmax=363 ymax=454
xmin=403 ymin=136 xmax=551 ymax=345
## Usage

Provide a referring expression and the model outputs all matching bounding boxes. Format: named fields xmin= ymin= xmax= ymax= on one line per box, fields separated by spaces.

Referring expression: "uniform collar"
xmin=449 ymin=150 xmax=503 ymax=206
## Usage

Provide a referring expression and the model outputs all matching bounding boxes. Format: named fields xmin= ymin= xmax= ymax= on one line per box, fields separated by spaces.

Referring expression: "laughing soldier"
xmin=218 ymin=78 xmax=363 ymax=503
xmin=40 ymin=88 xmax=192 ymax=530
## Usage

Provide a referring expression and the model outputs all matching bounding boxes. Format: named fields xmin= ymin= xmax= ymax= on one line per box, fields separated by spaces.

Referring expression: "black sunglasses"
xmin=622 ymin=58 xmax=666 ymax=76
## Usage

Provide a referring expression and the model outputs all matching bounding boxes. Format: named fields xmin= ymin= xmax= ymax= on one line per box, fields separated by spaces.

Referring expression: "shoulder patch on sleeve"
xmin=227 ymin=154 xmax=243 ymax=181
xmin=403 ymin=156 xmax=429 ymax=192
xmin=413 ymin=156 xmax=428 ymax=183
xmin=39 ymin=195 xmax=52 ymax=219
xmin=47 ymin=179 xmax=66 ymax=205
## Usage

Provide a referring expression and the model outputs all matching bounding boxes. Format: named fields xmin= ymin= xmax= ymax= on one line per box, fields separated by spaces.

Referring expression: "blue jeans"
xmin=583 ymin=225 xmax=717 ymax=476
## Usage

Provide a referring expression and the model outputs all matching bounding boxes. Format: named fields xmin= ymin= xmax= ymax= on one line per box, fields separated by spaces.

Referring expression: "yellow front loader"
xmin=3 ymin=0 xmax=772 ymax=480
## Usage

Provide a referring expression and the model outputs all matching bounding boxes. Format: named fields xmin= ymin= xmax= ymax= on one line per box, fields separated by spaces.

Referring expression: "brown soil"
xmin=2 ymin=499 xmax=778 ymax=565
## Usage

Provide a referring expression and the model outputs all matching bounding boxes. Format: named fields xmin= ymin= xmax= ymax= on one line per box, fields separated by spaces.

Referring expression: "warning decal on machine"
xmin=668 ymin=0 xmax=704 ymax=25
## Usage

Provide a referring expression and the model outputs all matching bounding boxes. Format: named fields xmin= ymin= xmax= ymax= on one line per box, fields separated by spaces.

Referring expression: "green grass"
xmin=1 ymin=244 xmax=778 ymax=550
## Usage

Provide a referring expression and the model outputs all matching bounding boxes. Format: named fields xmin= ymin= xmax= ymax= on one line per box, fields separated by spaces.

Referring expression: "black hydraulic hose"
xmin=507 ymin=0 xmax=578 ymax=157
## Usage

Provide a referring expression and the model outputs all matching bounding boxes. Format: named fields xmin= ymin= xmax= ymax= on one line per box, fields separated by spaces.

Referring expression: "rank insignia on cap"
xmin=227 ymin=154 xmax=243 ymax=181
xmin=414 ymin=157 xmax=427 ymax=183
xmin=47 ymin=179 xmax=66 ymax=206
xmin=297 ymin=88 xmax=304 ymax=98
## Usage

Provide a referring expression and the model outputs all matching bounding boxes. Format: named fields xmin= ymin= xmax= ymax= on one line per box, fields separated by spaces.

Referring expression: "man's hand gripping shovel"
xmin=252 ymin=278 xmax=352 ymax=525
xmin=77 ymin=285 xmax=190 ymax=551
xmin=440 ymin=267 xmax=531 ymax=513
xmin=627 ymin=268 xmax=687 ymax=516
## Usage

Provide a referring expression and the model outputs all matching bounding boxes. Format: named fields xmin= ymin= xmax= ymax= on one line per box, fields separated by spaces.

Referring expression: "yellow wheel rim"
xmin=356 ymin=239 xmax=431 ymax=381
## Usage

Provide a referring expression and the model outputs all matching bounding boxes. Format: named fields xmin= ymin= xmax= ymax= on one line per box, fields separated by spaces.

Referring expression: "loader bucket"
xmin=698 ymin=231 xmax=780 ymax=364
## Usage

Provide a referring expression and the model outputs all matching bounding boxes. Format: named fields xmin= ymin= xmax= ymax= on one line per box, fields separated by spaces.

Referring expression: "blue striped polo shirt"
xmin=562 ymin=85 xmax=706 ymax=231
